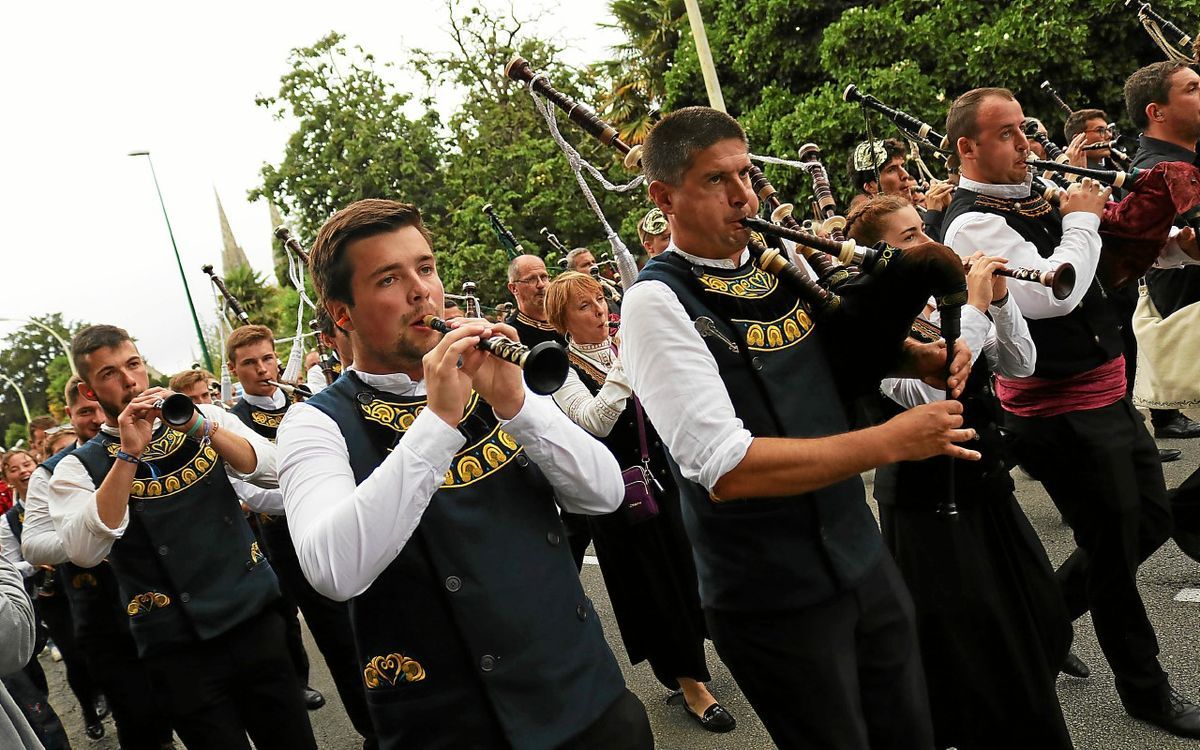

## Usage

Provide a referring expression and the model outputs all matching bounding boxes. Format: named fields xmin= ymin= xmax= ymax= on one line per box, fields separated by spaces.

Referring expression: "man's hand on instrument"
xmin=965 ymin=252 xmax=1008 ymax=312
xmin=118 ymin=386 xmax=168 ymax=457
xmin=423 ymin=321 xmax=489 ymax=427
xmin=1059 ymin=177 xmax=1110 ymax=219
xmin=886 ymin=400 xmax=980 ymax=462
xmin=457 ymin=319 xmax=526 ymax=420
xmin=923 ymin=180 xmax=955 ymax=212
xmin=1065 ymin=133 xmax=1088 ymax=168
xmin=899 ymin=338 xmax=972 ymax=397
xmin=1177 ymin=226 xmax=1200 ymax=261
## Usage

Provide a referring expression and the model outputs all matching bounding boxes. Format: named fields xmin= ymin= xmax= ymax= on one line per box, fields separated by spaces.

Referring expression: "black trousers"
xmin=559 ymin=688 xmax=654 ymax=750
xmin=37 ymin=592 xmax=100 ymax=725
xmin=706 ymin=555 xmax=932 ymax=750
xmin=142 ymin=608 xmax=317 ymax=750
xmin=82 ymin=632 xmax=174 ymax=750
xmin=1007 ymin=398 xmax=1172 ymax=698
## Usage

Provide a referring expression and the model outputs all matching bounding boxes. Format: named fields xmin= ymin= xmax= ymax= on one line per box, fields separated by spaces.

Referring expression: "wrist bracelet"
xmin=115 ymin=450 xmax=140 ymax=465
xmin=183 ymin=414 xmax=206 ymax=440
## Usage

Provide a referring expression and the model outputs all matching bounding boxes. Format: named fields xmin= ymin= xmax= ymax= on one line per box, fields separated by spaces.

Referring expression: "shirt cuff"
xmin=403 ymin=406 xmax=467 ymax=470
xmin=496 ymin=389 xmax=555 ymax=443
xmin=699 ymin=428 xmax=755 ymax=493
xmin=1061 ymin=212 xmax=1101 ymax=233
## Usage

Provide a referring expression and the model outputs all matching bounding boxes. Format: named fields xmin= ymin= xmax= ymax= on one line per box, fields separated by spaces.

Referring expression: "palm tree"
xmin=596 ymin=0 xmax=685 ymax=144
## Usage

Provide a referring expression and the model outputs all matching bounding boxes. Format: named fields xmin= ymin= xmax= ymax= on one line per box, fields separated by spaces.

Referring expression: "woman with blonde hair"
xmin=545 ymin=271 xmax=735 ymax=733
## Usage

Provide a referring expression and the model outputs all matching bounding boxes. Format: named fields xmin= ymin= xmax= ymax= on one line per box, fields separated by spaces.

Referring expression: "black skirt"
xmin=588 ymin=482 xmax=711 ymax=690
xmin=878 ymin=473 xmax=1074 ymax=750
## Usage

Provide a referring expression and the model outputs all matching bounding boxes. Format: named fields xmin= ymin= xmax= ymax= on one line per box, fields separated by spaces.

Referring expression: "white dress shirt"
xmin=621 ymin=243 xmax=756 ymax=493
xmin=48 ymin=404 xmax=277 ymax=569
xmin=882 ymin=299 xmax=1036 ymax=408
xmin=552 ymin=341 xmax=633 ymax=438
xmin=277 ymin=369 xmax=624 ymax=602
xmin=229 ymin=390 xmax=287 ymax=514
xmin=20 ymin=442 xmax=86 ymax=567
xmin=942 ymin=175 xmax=1103 ymax=319
xmin=0 ymin=498 xmax=33 ymax=578
xmin=305 ymin=364 xmax=328 ymax=395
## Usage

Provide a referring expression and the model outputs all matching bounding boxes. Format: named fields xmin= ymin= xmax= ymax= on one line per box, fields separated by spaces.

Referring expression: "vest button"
xmin=1094 ymin=335 xmax=1101 ymax=344
xmin=180 ymin=592 xmax=191 ymax=603
xmin=157 ymin=545 xmax=169 ymax=556
xmin=515 ymin=455 xmax=529 ymax=468
xmin=223 ymin=516 xmax=233 ymax=526
xmin=751 ymin=357 xmax=764 ymax=371
xmin=547 ymin=531 xmax=561 ymax=546
xmin=480 ymin=655 xmax=496 ymax=672
xmin=576 ymin=603 xmax=588 ymax=621
xmin=356 ymin=392 xmax=373 ymax=405
xmin=444 ymin=575 xmax=462 ymax=593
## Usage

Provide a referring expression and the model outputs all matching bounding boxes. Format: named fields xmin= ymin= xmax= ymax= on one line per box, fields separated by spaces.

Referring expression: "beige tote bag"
xmin=1133 ymin=280 xmax=1200 ymax=409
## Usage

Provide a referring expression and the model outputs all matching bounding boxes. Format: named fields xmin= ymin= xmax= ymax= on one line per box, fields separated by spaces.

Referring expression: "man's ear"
xmin=647 ymin=180 xmax=673 ymax=216
xmin=1147 ymin=102 xmax=1163 ymax=123
xmin=957 ymin=136 xmax=976 ymax=164
xmin=327 ymin=300 xmax=353 ymax=332
xmin=76 ymin=380 xmax=96 ymax=403
xmin=863 ymin=180 xmax=880 ymax=196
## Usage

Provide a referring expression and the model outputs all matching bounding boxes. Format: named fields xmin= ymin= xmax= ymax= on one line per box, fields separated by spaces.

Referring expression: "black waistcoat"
xmin=944 ymin=189 xmax=1123 ymax=379
xmin=305 ymin=373 xmax=624 ymax=750
xmin=71 ymin=427 xmax=279 ymax=657
xmin=505 ymin=311 xmax=566 ymax=348
xmin=874 ymin=355 xmax=1014 ymax=508
xmin=40 ymin=446 xmax=128 ymax=643
xmin=636 ymin=252 xmax=881 ymax=612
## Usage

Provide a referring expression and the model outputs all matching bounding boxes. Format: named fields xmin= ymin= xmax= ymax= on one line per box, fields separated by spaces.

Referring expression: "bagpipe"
xmin=1126 ymin=0 xmax=1194 ymax=62
xmin=273 ymin=226 xmax=339 ymax=386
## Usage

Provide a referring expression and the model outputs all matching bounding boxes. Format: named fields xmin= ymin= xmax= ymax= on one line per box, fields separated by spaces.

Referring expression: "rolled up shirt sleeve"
xmin=498 ymin=388 xmax=624 ymax=515
xmin=20 ymin=467 xmax=69 ymax=566
xmin=47 ymin=454 xmax=127 ymax=568
xmin=204 ymin=404 xmax=277 ymax=487
xmin=621 ymin=280 xmax=754 ymax=493
xmin=278 ymin=402 xmax=464 ymax=601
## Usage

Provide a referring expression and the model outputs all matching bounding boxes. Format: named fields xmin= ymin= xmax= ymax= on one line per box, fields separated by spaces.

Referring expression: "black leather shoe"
xmin=684 ymin=701 xmax=737 ymax=733
xmin=93 ymin=693 xmax=109 ymax=720
xmin=1160 ymin=448 xmax=1183 ymax=463
xmin=85 ymin=721 xmax=105 ymax=740
xmin=1061 ymin=651 xmax=1090 ymax=678
xmin=1155 ymin=414 xmax=1200 ymax=439
xmin=303 ymin=686 xmax=326 ymax=710
xmin=1123 ymin=686 xmax=1200 ymax=738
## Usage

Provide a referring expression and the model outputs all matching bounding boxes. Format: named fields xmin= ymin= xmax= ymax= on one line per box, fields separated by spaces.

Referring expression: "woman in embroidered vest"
xmin=848 ymin=196 xmax=1073 ymax=750
xmin=545 ymin=271 xmax=736 ymax=734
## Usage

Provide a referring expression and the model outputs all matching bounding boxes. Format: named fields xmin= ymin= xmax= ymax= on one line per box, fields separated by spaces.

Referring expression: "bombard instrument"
xmin=843 ymin=85 xmax=946 ymax=153
xmin=202 ymin=265 xmax=250 ymax=324
xmin=156 ymin=393 xmax=198 ymax=428
xmin=483 ymin=204 xmax=526 ymax=260
xmin=267 ymin=380 xmax=313 ymax=399
xmin=274 ymin=226 xmax=310 ymax=265
xmin=796 ymin=143 xmax=848 ymax=240
xmin=968 ymin=260 xmax=1076 ymax=300
xmin=1040 ymin=80 xmax=1074 ymax=118
xmin=423 ymin=315 xmax=568 ymax=395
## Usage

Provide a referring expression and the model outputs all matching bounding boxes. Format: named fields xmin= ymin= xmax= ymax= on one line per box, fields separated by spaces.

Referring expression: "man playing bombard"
xmin=939 ymin=86 xmax=1200 ymax=738
xmin=277 ymin=198 xmax=650 ymax=749
xmin=48 ymin=325 xmax=317 ymax=750
xmin=621 ymin=106 xmax=979 ymax=749
xmin=222 ymin=323 xmax=376 ymax=747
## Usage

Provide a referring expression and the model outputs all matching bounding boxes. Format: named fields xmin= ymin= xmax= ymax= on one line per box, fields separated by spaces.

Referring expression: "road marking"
xmin=583 ymin=555 xmax=599 ymax=566
xmin=1174 ymin=588 xmax=1200 ymax=602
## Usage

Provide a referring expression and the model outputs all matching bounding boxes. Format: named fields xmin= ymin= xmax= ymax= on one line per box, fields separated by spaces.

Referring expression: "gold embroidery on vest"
xmin=127 ymin=445 xmax=220 ymax=500
xmin=696 ymin=266 xmax=777 ymax=299
xmin=127 ymin=592 xmax=171 ymax=617
xmin=71 ymin=573 xmax=98 ymax=589
xmin=250 ymin=541 xmax=265 ymax=565
xmin=363 ymin=653 xmax=426 ymax=689
xmin=250 ymin=410 xmax=284 ymax=429
xmin=733 ymin=301 xmax=815 ymax=352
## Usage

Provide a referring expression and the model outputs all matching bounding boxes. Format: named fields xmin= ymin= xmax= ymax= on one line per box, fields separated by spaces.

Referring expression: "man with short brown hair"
xmin=169 ymin=369 xmax=215 ymax=406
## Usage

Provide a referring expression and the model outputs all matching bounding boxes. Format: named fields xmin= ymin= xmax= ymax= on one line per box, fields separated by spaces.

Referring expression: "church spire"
xmin=215 ymin=188 xmax=250 ymax=273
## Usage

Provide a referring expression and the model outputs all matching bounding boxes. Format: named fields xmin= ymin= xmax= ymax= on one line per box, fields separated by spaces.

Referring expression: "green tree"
xmin=0 ymin=315 xmax=89 ymax=445
xmin=250 ymin=32 xmax=447 ymax=245
xmin=654 ymin=0 xmax=1200 ymax=206
xmin=595 ymin=0 xmax=685 ymax=144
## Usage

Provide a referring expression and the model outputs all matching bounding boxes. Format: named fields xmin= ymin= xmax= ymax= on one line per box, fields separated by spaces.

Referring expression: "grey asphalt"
xmin=41 ymin=409 xmax=1200 ymax=749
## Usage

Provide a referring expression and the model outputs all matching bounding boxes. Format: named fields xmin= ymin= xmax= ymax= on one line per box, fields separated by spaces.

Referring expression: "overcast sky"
xmin=0 ymin=1 xmax=623 ymax=375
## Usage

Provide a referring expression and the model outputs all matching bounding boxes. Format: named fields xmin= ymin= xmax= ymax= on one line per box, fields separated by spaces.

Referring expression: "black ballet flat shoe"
xmin=684 ymin=702 xmax=737 ymax=733
xmin=85 ymin=721 xmax=105 ymax=740
xmin=1122 ymin=686 xmax=1200 ymax=739
xmin=1160 ymin=448 xmax=1183 ymax=463
xmin=303 ymin=686 xmax=326 ymax=710
xmin=1061 ymin=651 xmax=1090 ymax=678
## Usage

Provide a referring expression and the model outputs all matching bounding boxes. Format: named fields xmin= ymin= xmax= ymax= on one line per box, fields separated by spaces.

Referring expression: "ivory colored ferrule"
xmin=770 ymin=203 xmax=795 ymax=222
xmin=838 ymin=240 xmax=859 ymax=266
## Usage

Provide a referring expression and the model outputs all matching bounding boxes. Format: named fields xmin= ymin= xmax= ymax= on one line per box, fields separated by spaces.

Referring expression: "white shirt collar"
xmin=346 ymin=366 xmax=427 ymax=397
xmin=243 ymin=388 xmax=286 ymax=409
xmin=958 ymin=171 xmax=1034 ymax=200
xmin=665 ymin=241 xmax=750 ymax=270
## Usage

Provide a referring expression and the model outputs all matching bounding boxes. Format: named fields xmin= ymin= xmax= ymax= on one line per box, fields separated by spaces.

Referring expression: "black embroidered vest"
xmin=944 ymin=189 xmax=1123 ymax=379
xmin=636 ymin=252 xmax=882 ymax=612
xmin=505 ymin=310 xmax=566 ymax=349
xmin=71 ymin=427 xmax=279 ymax=657
xmin=305 ymin=373 xmax=625 ymax=750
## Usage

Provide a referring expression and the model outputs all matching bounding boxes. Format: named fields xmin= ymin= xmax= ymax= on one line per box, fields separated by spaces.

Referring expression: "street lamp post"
xmin=129 ymin=151 xmax=214 ymax=372
xmin=0 ymin=374 xmax=32 ymax=424
xmin=0 ymin=317 xmax=77 ymax=376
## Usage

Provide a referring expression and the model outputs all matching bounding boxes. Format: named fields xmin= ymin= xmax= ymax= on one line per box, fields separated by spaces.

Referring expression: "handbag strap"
xmin=612 ymin=340 xmax=651 ymax=463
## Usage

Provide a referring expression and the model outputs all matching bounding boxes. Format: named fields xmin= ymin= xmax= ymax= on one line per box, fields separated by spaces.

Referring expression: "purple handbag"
xmin=619 ymin=397 xmax=661 ymax=525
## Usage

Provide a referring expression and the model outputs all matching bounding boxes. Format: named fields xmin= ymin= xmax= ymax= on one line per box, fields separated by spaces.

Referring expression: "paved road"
xmin=41 ymin=411 xmax=1200 ymax=749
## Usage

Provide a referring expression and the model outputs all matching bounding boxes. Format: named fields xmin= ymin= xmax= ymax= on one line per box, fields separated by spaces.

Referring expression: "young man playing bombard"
xmin=47 ymin=325 xmax=317 ymax=750
xmin=277 ymin=199 xmax=649 ymax=749
xmin=621 ymin=106 xmax=979 ymax=750
xmin=222 ymin=323 xmax=376 ymax=748
xmin=940 ymin=86 xmax=1200 ymax=738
